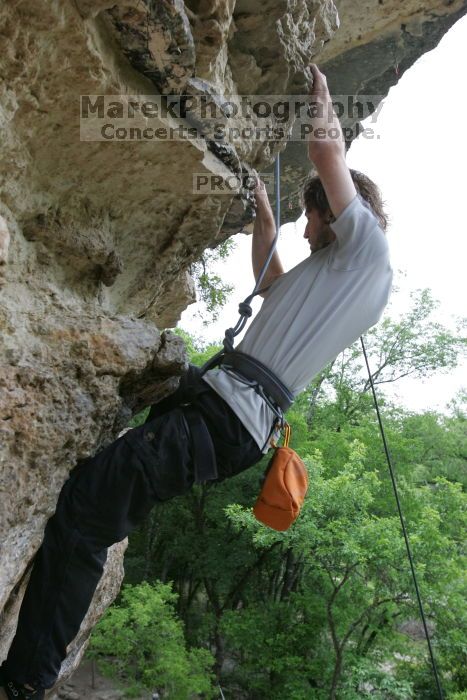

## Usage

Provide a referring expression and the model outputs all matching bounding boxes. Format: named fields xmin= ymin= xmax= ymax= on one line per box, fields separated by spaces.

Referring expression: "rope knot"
xmin=223 ymin=328 xmax=235 ymax=353
xmin=238 ymin=302 xmax=253 ymax=318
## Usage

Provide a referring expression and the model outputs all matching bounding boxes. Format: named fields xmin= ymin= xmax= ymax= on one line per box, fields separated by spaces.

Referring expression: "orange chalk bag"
xmin=253 ymin=423 xmax=308 ymax=531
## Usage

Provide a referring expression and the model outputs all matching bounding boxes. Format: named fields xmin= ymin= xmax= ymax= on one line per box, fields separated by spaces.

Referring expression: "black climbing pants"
xmin=3 ymin=384 xmax=263 ymax=690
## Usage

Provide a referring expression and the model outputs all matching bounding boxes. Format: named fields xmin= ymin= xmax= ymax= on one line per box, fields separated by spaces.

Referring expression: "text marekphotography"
xmin=80 ymin=94 xmax=385 ymax=143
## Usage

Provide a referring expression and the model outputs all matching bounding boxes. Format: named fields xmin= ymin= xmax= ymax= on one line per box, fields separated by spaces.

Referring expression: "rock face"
xmin=0 ymin=0 xmax=465 ymax=687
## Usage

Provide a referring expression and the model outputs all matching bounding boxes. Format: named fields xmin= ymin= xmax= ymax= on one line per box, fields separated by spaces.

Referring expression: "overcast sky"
xmin=180 ymin=14 xmax=467 ymax=413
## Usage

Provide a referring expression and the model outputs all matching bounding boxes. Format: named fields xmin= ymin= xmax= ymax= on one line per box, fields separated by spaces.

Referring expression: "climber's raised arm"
xmin=306 ymin=64 xmax=356 ymax=218
xmin=252 ymin=178 xmax=284 ymax=293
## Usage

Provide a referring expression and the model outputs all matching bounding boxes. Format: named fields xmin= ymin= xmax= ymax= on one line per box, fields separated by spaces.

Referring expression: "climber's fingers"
xmin=309 ymin=63 xmax=329 ymax=96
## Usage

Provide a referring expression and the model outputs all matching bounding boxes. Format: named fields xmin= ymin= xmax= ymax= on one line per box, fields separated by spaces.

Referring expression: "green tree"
xmin=302 ymin=288 xmax=466 ymax=432
xmin=222 ymin=442 xmax=466 ymax=699
xmin=87 ymin=581 xmax=215 ymax=698
xmin=190 ymin=240 xmax=235 ymax=324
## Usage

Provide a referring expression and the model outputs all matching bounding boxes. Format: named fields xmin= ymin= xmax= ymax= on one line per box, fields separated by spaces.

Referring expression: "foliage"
xmin=300 ymin=288 xmax=466 ymax=433
xmin=173 ymin=327 xmax=222 ymax=368
xmin=190 ymin=239 xmax=236 ymax=324
xmin=86 ymin=581 xmax=215 ymax=698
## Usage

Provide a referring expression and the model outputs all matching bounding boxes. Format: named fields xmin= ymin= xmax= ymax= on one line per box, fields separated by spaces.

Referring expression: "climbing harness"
xmin=199 ymin=151 xmax=445 ymax=698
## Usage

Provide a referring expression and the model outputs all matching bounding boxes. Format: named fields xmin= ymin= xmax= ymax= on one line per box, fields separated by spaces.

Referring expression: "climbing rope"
xmin=360 ymin=336 xmax=444 ymax=699
xmin=222 ymin=154 xmax=282 ymax=354
xmin=201 ymin=154 xmax=283 ymax=374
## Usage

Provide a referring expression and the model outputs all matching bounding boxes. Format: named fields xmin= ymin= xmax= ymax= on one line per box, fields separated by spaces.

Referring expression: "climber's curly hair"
xmin=301 ymin=168 xmax=388 ymax=231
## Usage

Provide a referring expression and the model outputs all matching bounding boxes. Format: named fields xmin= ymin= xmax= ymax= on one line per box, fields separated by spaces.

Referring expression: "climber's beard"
xmin=310 ymin=224 xmax=336 ymax=253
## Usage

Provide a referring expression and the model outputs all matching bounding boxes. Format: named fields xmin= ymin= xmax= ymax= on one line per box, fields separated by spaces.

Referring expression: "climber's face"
xmin=304 ymin=208 xmax=336 ymax=253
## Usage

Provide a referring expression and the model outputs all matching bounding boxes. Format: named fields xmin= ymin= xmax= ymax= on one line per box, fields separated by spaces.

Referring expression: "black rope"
xmin=201 ymin=156 xmax=282 ymax=373
xmin=360 ymin=335 xmax=445 ymax=700
xmin=221 ymin=155 xmax=282 ymax=354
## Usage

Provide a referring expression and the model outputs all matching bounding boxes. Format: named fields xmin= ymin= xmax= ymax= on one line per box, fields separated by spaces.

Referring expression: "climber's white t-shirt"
xmin=203 ymin=194 xmax=393 ymax=451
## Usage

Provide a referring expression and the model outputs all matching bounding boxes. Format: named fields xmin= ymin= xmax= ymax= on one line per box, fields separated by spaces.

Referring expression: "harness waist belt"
xmin=220 ymin=351 xmax=294 ymax=412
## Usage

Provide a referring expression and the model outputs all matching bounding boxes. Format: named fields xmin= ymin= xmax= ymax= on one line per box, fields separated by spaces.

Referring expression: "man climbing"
xmin=0 ymin=65 xmax=392 ymax=700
